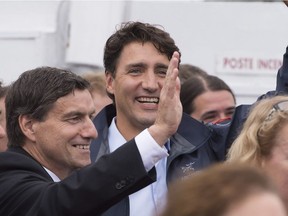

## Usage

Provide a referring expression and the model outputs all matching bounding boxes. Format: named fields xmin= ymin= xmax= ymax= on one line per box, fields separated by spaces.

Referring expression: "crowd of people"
xmin=0 ymin=12 xmax=288 ymax=216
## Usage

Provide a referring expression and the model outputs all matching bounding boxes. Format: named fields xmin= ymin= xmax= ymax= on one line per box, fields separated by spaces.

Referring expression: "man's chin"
xmin=76 ymin=160 xmax=91 ymax=168
xmin=139 ymin=117 xmax=157 ymax=128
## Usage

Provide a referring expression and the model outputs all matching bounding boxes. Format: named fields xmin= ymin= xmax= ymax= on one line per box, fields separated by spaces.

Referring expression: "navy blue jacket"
xmin=90 ymin=46 xmax=288 ymax=216
xmin=90 ymin=106 xmax=229 ymax=216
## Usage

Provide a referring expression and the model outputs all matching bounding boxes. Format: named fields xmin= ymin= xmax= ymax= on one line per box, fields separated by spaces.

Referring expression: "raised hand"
xmin=148 ymin=51 xmax=182 ymax=146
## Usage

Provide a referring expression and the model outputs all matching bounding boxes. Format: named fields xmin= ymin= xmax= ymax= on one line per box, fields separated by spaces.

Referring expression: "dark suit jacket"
xmin=0 ymin=142 xmax=156 ymax=216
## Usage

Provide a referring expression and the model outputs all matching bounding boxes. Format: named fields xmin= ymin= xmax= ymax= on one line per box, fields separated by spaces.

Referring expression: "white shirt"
xmin=109 ymin=118 xmax=169 ymax=216
xmin=43 ymin=166 xmax=61 ymax=182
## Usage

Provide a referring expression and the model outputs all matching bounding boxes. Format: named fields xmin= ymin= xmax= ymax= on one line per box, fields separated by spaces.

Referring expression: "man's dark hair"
xmin=6 ymin=67 xmax=90 ymax=147
xmin=178 ymin=64 xmax=208 ymax=85
xmin=180 ymin=75 xmax=236 ymax=115
xmin=103 ymin=21 xmax=180 ymax=100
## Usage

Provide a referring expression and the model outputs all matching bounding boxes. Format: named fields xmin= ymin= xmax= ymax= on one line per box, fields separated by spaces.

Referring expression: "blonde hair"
xmin=227 ymin=95 xmax=288 ymax=166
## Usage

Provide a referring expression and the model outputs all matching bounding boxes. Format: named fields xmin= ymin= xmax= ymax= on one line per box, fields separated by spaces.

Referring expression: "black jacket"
xmin=0 ymin=143 xmax=156 ymax=216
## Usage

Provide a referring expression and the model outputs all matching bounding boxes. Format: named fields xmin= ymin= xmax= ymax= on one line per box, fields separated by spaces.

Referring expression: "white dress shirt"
xmin=108 ymin=117 xmax=169 ymax=216
xmin=43 ymin=166 xmax=61 ymax=182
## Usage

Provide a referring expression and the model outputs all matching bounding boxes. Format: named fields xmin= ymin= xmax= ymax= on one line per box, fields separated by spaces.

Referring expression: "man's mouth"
xmin=136 ymin=97 xmax=159 ymax=104
xmin=73 ymin=144 xmax=90 ymax=150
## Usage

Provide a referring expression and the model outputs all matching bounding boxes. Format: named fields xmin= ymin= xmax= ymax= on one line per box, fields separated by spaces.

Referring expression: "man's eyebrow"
xmin=62 ymin=111 xmax=83 ymax=118
xmin=126 ymin=63 xmax=147 ymax=69
xmin=154 ymin=63 xmax=168 ymax=69
xmin=62 ymin=110 xmax=96 ymax=118
xmin=201 ymin=111 xmax=217 ymax=118
xmin=225 ymin=107 xmax=236 ymax=111
xmin=125 ymin=63 xmax=168 ymax=69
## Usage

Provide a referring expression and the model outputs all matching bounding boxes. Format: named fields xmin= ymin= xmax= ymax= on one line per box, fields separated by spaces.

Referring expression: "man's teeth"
xmin=74 ymin=145 xmax=89 ymax=150
xmin=137 ymin=97 xmax=159 ymax=103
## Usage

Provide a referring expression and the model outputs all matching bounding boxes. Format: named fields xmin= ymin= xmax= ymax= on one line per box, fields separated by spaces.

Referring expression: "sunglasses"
xmin=265 ymin=100 xmax=288 ymax=122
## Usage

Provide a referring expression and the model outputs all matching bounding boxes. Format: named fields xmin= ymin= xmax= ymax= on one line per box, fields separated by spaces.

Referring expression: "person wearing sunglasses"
xmin=227 ymin=95 xmax=288 ymax=211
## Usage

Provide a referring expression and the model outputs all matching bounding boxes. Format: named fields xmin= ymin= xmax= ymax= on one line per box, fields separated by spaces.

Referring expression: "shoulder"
xmin=0 ymin=148 xmax=52 ymax=180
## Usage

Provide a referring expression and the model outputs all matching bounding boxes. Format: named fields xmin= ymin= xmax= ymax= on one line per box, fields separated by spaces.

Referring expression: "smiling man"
xmin=90 ymin=21 xmax=225 ymax=216
xmin=91 ymin=22 xmax=180 ymax=216
xmin=0 ymin=63 xmax=183 ymax=215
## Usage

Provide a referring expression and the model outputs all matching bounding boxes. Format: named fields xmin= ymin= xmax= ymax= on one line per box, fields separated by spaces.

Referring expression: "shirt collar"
xmin=108 ymin=117 xmax=127 ymax=152
xmin=43 ymin=166 xmax=61 ymax=182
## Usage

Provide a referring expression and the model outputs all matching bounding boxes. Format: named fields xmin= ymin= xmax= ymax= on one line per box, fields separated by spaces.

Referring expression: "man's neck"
xmin=23 ymin=144 xmax=71 ymax=180
xmin=114 ymin=116 xmax=147 ymax=141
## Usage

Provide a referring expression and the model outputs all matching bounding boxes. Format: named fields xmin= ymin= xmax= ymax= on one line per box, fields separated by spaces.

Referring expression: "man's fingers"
xmin=160 ymin=52 xmax=180 ymax=99
xmin=166 ymin=52 xmax=180 ymax=76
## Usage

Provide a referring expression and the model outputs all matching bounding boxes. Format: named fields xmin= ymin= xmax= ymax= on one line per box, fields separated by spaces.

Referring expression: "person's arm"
xmin=276 ymin=46 xmax=288 ymax=92
xmin=53 ymin=139 xmax=158 ymax=215
xmin=0 ymin=52 xmax=183 ymax=216
xmin=0 ymin=142 xmax=156 ymax=216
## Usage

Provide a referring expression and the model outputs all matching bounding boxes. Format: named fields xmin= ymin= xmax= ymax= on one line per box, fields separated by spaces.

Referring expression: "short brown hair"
xmin=161 ymin=163 xmax=279 ymax=216
xmin=103 ymin=21 xmax=180 ymax=101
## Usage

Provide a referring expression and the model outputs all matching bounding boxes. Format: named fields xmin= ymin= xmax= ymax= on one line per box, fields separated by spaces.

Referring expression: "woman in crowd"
xmin=227 ymin=95 xmax=288 ymax=210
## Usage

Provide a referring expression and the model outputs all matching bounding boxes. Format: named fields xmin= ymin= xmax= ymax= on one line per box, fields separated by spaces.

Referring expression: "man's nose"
xmin=142 ymin=72 xmax=159 ymax=91
xmin=82 ymin=118 xmax=98 ymax=139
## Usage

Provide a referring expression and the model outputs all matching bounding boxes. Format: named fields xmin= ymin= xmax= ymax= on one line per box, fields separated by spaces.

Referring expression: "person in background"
xmin=180 ymin=75 xmax=236 ymax=123
xmin=161 ymin=163 xmax=286 ymax=216
xmin=224 ymin=44 xmax=288 ymax=152
xmin=227 ymin=95 xmax=288 ymax=211
xmin=81 ymin=72 xmax=112 ymax=115
xmin=178 ymin=63 xmax=208 ymax=84
xmin=0 ymin=81 xmax=9 ymax=152
xmin=0 ymin=61 xmax=182 ymax=216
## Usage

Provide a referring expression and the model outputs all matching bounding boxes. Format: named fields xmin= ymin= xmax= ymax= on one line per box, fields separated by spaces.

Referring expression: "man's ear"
xmin=18 ymin=114 xmax=36 ymax=142
xmin=106 ymin=72 xmax=115 ymax=95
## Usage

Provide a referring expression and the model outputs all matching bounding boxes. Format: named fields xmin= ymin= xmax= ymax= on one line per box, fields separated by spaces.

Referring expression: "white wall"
xmin=0 ymin=1 xmax=287 ymax=105
xmin=128 ymin=2 xmax=288 ymax=104
xmin=0 ymin=0 xmax=69 ymax=85
xmin=65 ymin=1 xmax=127 ymax=66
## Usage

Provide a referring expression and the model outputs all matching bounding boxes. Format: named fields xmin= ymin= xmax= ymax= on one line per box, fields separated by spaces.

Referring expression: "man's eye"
xmin=202 ymin=116 xmax=216 ymax=123
xmin=129 ymin=68 xmax=142 ymax=74
xmin=226 ymin=109 xmax=236 ymax=116
xmin=226 ymin=112 xmax=234 ymax=117
xmin=68 ymin=116 xmax=81 ymax=123
xmin=157 ymin=70 xmax=167 ymax=77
